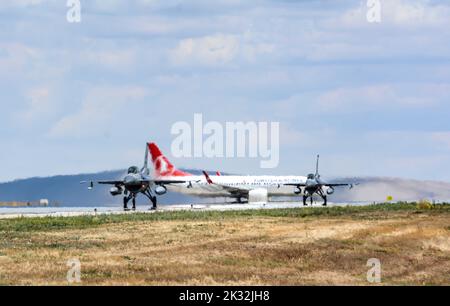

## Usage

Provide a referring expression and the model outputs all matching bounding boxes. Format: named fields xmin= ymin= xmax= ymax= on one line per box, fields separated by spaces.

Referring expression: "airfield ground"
xmin=0 ymin=203 xmax=449 ymax=285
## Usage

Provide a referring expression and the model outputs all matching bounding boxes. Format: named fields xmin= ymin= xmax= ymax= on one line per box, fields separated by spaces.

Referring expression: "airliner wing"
xmin=202 ymin=171 xmax=250 ymax=196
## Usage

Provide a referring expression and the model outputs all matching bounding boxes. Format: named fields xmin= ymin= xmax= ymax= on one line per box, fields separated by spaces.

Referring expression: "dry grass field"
xmin=0 ymin=203 xmax=449 ymax=285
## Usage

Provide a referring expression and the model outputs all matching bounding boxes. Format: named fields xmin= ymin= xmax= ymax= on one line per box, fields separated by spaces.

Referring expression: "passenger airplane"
xmin=148 ymin=142 xmax=355 ymax=207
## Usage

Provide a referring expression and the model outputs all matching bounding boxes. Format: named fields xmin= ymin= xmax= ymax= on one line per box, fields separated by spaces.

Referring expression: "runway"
xmin=0 ymin=201 xmax=377 ymax=219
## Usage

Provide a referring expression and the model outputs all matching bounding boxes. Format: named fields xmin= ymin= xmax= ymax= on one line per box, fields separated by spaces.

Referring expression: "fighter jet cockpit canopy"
xmin=307 ymin=173 xmax=315 ymax=180
xmin=127 ymin=166 xmax=139 ymax=174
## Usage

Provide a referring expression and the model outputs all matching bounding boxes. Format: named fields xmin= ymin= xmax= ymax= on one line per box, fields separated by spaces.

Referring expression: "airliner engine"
xmin=248 ymin=188 xmax=268 ymax=203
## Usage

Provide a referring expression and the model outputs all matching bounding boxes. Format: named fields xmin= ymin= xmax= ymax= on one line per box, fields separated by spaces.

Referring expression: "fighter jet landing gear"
xmin=143 ymin=189 xmax=158 ymax=210
xmin=318 ymin=189 xmax=327 ymax=206
xmin=322 ymin=196 xmax=327 ymax=206
xmin=123 ymin=194 xmax=136 ymax=211
xmin=302 ymin=194 xmax=327 ymax=206
xmin=150 ymin=196 xmax=157 ymax=210
xmin=302 ymin=195 xmax=309 ymax=206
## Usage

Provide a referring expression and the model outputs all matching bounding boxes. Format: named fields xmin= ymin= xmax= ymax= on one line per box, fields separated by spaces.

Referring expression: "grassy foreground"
xmin=0 ymin=203 xmax=449 ymax=285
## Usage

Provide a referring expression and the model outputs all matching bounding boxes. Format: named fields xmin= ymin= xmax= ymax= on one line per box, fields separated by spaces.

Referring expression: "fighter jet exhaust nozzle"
xmin=154 ymin=185 xmax=167 ymax=196
xmin=326 ymin=187 xmax=335 ymax=195
xmin=294 ymin=187 xmax=302 ymax=195
xmin=110 ymin=186 xmax=123 ymax=196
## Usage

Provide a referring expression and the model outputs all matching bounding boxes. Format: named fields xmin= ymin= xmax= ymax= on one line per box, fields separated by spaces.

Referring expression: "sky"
xmin=1 ymin=0 xmax=450 ymax=182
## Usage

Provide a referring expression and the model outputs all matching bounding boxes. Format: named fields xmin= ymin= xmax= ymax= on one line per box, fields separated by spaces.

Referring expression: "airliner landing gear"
xmin=232 ymin=197 xmax=248 ymax=204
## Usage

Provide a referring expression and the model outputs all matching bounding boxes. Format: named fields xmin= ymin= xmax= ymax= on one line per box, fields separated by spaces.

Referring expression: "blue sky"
xmin=1 ymin=0 xmax=450 ymax=182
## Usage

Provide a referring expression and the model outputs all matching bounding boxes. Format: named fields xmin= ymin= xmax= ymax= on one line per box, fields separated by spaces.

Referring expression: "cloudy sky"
xmin=1 ymin=0 xmax=450 ymax=182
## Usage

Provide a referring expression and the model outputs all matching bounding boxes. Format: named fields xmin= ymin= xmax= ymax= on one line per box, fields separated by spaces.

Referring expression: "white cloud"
xmin=0 ymin=0 xmax=45 ymax=9
xmin=17 ymin=87 xmax=52 ymax=122
xmin=48 ymin=86 xmax=148 ymax=138
xmin=274 ymin=83 xmax=450 ymax=115
xmin=317 ymin=83 xmax=450 ymax=112
xmin=0 ymin=43 xmax=38 ymax=78
xmin=169 ymin=32 xmax=274 ymax=67
xmin=80 ymin=49 xmax=137 ymax=71
xmin=170 ymin=34 xmax=240 ymax=66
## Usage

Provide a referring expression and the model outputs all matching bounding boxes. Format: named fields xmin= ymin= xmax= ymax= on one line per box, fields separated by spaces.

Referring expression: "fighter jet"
xmin=285 ymin=155 xmax=356 ymax=206
xmin=81 ymin=143 xmax=188 ymax=211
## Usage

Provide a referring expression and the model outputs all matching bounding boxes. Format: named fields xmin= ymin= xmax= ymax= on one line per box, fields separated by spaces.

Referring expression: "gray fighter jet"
xmin=285 ymin=155 xmax=356 ymax=206
xmin=81 ymin=143 xmax=187 ymax=211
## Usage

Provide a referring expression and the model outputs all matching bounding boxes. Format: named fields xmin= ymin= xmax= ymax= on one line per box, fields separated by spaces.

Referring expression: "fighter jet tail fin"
xmin=315 ymin=154 xmax=320 ymax=178
xmin=148 ymin=142 xmax=193 ymax=178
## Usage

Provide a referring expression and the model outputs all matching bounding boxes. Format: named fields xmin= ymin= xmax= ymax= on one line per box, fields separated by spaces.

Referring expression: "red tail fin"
xmin=202 ymin=171 xmax=213 ymax=184
xmin=148 ymin=142 xmax=192 ymax=177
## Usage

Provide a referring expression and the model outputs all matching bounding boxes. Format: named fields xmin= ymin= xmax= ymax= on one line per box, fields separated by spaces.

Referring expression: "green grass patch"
xmin=0 ymin=202 xmax=449 ymax=233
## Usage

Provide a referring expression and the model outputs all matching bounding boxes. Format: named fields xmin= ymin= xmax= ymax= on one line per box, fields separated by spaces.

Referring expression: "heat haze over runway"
xmin=0 ymin=201 xmax=380 ymax=219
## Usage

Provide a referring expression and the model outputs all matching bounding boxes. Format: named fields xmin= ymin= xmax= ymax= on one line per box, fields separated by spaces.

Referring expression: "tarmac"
xmin=0 ymin=201 xmax=377 ymax=219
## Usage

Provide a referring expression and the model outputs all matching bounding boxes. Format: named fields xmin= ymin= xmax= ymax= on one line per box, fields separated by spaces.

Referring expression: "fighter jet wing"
xmin=284 ymin=183 xmax=307 ymax=187
xmin=97 ymin=181 xmax=124 ymax=185
xmin=202 ymin=171 xmax=250 ymax=196
xmin=81 ymin=179 xmax=190 ymax=189
xmin=325 ymin=183 xmax=358 ymax=189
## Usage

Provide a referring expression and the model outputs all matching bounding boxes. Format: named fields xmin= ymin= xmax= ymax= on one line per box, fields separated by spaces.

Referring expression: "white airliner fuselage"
xmin=164 ymin=175 xmax=307 ymax=198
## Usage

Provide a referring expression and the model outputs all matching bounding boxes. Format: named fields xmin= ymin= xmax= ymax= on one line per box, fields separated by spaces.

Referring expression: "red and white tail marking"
xmin=202 ymin=171 xmax=213 ymax=184
xmin=148 ymin=143 xmax=192 ymax=178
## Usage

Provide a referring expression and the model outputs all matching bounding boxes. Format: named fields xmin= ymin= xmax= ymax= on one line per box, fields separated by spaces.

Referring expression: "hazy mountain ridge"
xmin=0 ymin=169 xmax=214 ymax=206
xmin=0 ymin=170 xmax=449 ymax=206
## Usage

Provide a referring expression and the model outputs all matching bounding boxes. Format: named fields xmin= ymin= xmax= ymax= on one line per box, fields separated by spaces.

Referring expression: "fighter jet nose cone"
xmin=124 ymin=175 xmax=138 ymax=185
xmin=306 ymin=179 xmax=316 ymax=187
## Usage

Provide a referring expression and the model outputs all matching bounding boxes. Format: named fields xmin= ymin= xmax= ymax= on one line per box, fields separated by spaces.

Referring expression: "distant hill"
xmin=0 ymin=170 xmax=449 ymax=206
xmin=0 ymin=169 xmax=209 ymax=207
